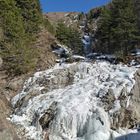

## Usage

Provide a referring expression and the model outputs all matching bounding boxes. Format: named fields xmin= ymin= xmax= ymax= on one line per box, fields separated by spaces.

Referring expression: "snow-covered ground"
xmin=10 ymin=61 xmax=138 ymax=140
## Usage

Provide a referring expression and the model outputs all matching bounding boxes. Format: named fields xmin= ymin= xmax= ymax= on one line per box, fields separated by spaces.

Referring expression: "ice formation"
xmin=10 ymin=61 xmax=137 ymax=140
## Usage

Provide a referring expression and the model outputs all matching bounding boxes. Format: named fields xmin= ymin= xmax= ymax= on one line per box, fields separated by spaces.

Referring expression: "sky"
xmin=40 ymin=0 xmax=111 ymax=13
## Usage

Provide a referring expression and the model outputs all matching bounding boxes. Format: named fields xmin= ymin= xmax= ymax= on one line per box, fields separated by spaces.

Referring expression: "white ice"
xmin=10 ymin=61 xmax=137 ymax=140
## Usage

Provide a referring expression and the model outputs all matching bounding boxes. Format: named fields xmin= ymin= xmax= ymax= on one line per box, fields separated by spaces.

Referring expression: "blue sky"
xmin=40 ymin=0 xmax=111 ymax=13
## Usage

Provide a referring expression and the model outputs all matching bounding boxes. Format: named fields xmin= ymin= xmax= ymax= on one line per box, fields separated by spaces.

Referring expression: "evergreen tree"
xmin=56 ymin=22 xmax=83 ymax=54
xmin=134 ymin=0 xmax=140 ymax=24
xmin=78 ymin=12 xmax=84 ymax=21
xmin=68 ymin=28 xmax=83 ymax=54
xmin=87 ymin=8 xmax=101 ymax=22
xmin=134 ymin=0 xmax=140 ymax=45
xmin=97 ymin=6 xmax=112 ymax=53
xmin=97 ymin=0 xmax=140 ymax=57
xmin=15 ymin=0 xmax=42 ymax=36
xmin=111 ymin=0 xmax=139 ymax=56
xmin=56 ymin=22 xmax=70 ymax=45
xmin=0 ymin=0 xmax=38 ymax=75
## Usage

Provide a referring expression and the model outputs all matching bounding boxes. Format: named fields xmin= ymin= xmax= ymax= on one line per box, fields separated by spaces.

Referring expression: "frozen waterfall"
xmin=10 ymin=61 xmax=138 ymax=140
xmin=82 ymin=34 xmax=92 ymax=56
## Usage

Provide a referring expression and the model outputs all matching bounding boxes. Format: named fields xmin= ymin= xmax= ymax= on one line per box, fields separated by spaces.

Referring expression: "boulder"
xmin=7 ymin=77 xmax=24 ymax=92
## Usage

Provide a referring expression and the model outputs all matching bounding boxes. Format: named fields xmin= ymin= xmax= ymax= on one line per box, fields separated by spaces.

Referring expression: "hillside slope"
xmin=0 ymin=28 xmax=57 ymax=140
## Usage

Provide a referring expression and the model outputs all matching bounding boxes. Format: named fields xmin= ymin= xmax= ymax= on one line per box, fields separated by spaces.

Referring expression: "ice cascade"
xmin=10 ymin=61 xmax=137 ymax=140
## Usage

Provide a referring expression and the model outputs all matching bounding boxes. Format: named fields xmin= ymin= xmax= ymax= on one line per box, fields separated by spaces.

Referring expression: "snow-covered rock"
xmin=10 ymin=61 xmax=138 ymax=140
xmin=51 ymin=43 xmax=71 ymax=57
xmin=130 ymin=49 xmax=140 ymax=57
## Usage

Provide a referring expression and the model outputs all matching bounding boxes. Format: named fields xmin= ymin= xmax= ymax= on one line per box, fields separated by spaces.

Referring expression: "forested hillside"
xmin=96 ymin=0 xmax=140 ymax=58
xmin=0 ymin=0 xmax=42 ymax=75
xmin=0 ymin=1 xmax=84 ymax=75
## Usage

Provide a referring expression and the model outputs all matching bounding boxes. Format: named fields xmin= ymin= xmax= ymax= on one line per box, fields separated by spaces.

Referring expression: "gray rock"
xmin=111 ymin=69 xmax=140 ymax=130
xmin=39 ymin=102 xmax=57 ymax=129
xmin=130 ymin=69 xmax=140 ymax=125
xmin=7 ymin=77 xmax=24 ymax=92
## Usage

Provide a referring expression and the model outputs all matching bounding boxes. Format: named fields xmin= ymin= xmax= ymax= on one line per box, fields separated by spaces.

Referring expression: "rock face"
xmin=130 ymin=70 xmax=140 ymax=125
xmin=10 ymin=61 xmax=139 ymax=140
xmin=0 ymin=81 xmax=20 ymax=140
xmin=0 ymin=69 xmax=26 ymax=140
xmin=110 ymin=69 xmax=140 ymax=132
xmin=45 ymin=12 xmax=79 ymax=27
xmin=0 ymin=94 xmax=20 ymax=140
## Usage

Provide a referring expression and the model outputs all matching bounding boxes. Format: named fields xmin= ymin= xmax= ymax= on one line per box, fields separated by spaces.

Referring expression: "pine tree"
xmin=87 ymin=8 xmax=101 ymax=22
xmin=0 ymin=0 xmax=38 ymax=75
xmin=15 ymin=0 xmax=42 ymax=36
xmin=134 ymin=0 xmax=140 ymax=25
xmin=68 ymin=28 xmax=83 ymax=54
xmin=56 ymin=22 xmax=70 ymax=45
xmin=97 ymin=6 xmax=113 ymax=53
xmin=97 ymin=0 xmax=140 ymax=57
xmin=56 ymin=22 xmax=83 ymax=54
xmin=134 ymin=0 xmax=140 ymax=46
xmin=111 ymin=0 xmax=140 ymax=56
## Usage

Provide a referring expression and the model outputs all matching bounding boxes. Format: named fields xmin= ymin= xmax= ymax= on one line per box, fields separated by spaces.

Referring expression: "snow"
xmin=82 ymin=35 xmax=90 ymax=45
xmin=71 ymin=55 xmax=86 ymax=60
xmin=109 ymin=100 xmax=121 ymax=114
xmin=74 ymin=15 xmax=78 ymax=19
xmin=131 ymin=49 xmax=140 ymax=57
xmin=11 ymin=63 xmax=75 ymax=107
xmin=82 ymin=39 xmax=90 ymax=45
xmin=52 ymin=44 xmax=70 ymax=55
xmin=83 ymin=35 xmax=90 ymax=41
xmin=10 ymin=61 xmax=137 ymax=140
